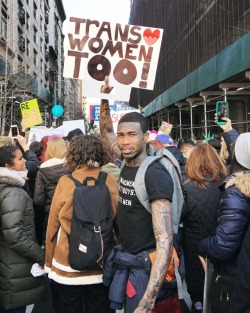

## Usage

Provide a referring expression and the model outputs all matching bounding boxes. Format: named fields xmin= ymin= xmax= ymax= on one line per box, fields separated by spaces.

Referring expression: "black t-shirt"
xmin=117 ymin=161 xmax=174 ymax=254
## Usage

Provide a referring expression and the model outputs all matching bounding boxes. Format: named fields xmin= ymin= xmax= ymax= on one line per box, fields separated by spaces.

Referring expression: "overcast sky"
xmin=62 ymin=0 xmax=131 ymax=30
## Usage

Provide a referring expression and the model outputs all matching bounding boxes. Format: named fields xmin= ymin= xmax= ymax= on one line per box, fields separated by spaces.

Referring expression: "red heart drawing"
xmin=143 ymin=28 xmax=160 ymax=46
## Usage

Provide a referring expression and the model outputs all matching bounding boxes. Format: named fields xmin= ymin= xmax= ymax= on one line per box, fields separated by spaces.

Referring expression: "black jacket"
xmin=228 ymin=223 xmax=250 ymax=313
xmin=33 ymin=158 xmax=70 ymax=214
xmin=181 ymin=177 xmax=220 ymax=302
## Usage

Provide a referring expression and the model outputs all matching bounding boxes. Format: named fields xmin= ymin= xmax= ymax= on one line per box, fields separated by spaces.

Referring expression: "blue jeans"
xmin=0 ymin=307 xmax=26 ymax=313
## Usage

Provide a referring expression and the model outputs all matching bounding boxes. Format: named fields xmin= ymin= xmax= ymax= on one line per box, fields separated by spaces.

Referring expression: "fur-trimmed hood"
xmin=0 ymin=167 xmax=25 ymax=188
xmin=225 ymin=171 xmax=250 ymax=198
xmin=40 ymin=158 xmax=66 ymax=169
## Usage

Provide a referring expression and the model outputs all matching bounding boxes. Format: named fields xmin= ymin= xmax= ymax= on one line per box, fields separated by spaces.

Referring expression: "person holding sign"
xmin=100 ymin=77 xmax=175 ymax=313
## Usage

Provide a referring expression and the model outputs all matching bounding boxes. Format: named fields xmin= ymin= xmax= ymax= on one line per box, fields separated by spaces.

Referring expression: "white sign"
xmin=63 ymin=18 xmax=164 ymax=101
xmin=111 ymin=109 xmax=139 ymax=133
xmin=62 ymin=119 xmax=85 ymax=136
xmin=28 ymin=128 xmax=62 ymax=146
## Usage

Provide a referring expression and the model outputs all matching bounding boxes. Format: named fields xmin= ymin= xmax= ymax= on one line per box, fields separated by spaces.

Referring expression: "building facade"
xmin=129 ymin=0 xmax=250 ymax=139
xmin=0 ymin=0 xmax=79 ymax=133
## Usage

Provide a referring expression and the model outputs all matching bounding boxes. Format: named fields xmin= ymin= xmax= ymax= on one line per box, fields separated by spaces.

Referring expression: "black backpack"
xmin=67 ymin=172 xmax=113 ymax=271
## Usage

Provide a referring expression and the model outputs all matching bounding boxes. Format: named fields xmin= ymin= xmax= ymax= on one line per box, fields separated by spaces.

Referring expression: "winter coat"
xmin=25 ymin=149 xmax=40 ymax=198
xmin=181 ymin=177 xmax=221 ymax=302
xmin=222 ymin=129 xmax=239 ymax=165
xmin=0 ymin=168 xmax=45 ymax=311
xmin=199 ymin=171 xmax=250 ymax=274
xmin=102 ymin=162 xmax=121 ymax=182
xmin=33 ymin=158 xmax=70 ymax=214
xmin=166 ymin=146 xmax=187 ymax=182
xmin=228 ymin=222 xmax=250 ymax=313
xmin=45 ymin=166 xmax=119 ymax=286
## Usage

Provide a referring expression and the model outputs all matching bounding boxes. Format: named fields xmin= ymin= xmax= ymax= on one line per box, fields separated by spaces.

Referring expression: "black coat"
xmin=181 ymin=177 xmax=221 ymax=302
xmin=228 ymin=223 xmax=250 ymax=313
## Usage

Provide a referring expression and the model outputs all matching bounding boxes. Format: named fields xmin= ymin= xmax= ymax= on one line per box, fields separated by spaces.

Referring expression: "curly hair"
xmin=66 ymin=135 xmax=110 ymax=171
xmin=185 ymin=143 xmax=228 ymax=189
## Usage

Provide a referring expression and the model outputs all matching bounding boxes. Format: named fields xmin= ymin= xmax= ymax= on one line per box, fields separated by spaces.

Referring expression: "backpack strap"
xmin=97 ymin=171 xmax=108 ymax=184
xmin=67 ymin=174 xmax=83 ymax=187
xmin=134 ymin=155 xmax=161 ymax=213
xmin=156 ymin=148 xmax=183 ymax=187
xmin=67 ymin=172 xmax=107 ymax=187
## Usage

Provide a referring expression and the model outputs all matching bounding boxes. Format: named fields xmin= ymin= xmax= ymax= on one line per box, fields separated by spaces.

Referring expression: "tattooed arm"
xmin=99 ymin=76 xmax=121 ymax=159
xmin=134 ymin=198 xmax=173 ymax=313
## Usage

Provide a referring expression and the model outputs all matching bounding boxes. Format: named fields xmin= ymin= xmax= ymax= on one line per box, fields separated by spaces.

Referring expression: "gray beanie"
xmin=235 ymin=133 xmax=250 ymax=169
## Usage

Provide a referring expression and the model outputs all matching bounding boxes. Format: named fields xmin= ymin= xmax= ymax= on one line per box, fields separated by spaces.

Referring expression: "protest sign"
xmin=63 ymin=18 xmax=163 ymax=101
xmin=111 ymin=109 xmax=139 ymax=133
xmin=62 ymin=119 xmax=85 ymax=136
xmin=159 ymin=121 xmax=173 ymax=135
xmin=89 ymin=102 xmax=135 ymax=122
xmin=28 ymin=127 xmax=62 ymax=146
xmin=20 ymin=99 xmax=43 ymax=128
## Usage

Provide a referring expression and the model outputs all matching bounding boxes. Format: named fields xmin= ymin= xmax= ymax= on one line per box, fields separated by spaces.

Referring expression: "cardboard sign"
xmin=159 ymin=121 xmax=173 ymax=135
xmin=28 ymin=127 xmax=62 ymax=146
xmin=20 ymin=99 xmax=43 ymax=128
xmin=89 ymin=103 xmax=136 ymax=122
xmin=111 ymin=109 xmax=139 ymax=133
xmin=63 ymin=18 xmax=164 ymax=101
xmin=62 ymin=119 xmax=85 ymax=136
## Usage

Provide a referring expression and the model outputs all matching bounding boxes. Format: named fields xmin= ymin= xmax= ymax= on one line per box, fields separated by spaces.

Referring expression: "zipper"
xmin=217 ymin=213 xmax=234 ymax=222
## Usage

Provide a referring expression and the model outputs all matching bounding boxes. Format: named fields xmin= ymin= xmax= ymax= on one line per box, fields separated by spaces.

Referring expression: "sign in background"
xmin=63 ymin=18 xmax=163 ymax=101
xmin=20 ymin=99 xmax=43 ymax=128
xmin=89 ymin=103 xmax=139 ymax=133
xmin=89 ymin=102 xmax=135 ymax=122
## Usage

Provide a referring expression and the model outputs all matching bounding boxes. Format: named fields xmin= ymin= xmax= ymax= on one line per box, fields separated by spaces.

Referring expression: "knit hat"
xmin=155 ymin=134 xmax=173 ymax=145
xmin=235 ymin=133 xmax=250 ymax=169
xmin=148 ymin=130 xmax=158 ymax=141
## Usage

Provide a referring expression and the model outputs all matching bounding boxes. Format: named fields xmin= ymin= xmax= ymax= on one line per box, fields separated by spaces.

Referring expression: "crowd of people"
xmin=0 ymin=77 xmax=249 ymax=313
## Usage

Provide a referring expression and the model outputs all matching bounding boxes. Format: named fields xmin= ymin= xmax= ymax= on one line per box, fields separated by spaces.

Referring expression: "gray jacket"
xmin=0 ymin=168 xmax=45 ymax=310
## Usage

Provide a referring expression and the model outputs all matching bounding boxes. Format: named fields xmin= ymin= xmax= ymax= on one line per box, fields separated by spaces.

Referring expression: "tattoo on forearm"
xmin=138 ymin=199 xmax=173 ymax=310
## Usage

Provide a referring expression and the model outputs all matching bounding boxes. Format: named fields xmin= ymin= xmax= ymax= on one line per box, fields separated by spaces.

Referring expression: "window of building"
xmin=27 ymin=39 xmax=30 ymax=56
xmin=18 ymin=55 xmax=23 ymax=71
xmin=33 ymin=26 xmax=37 ymax=43
xmin=40 ymin=37 xmax=43 ymax=52
xmin=40 ymin=60 xmax=43 ymax=73
xmin=33 ymin=2 xmax=37 ymax=19
xmin=1 ymin=11 xmax=7 ymax=40
xmin=33 ymin=49 xmax=37 ymax=66
xmin=26 ymin=13 xmax=30 ymax=31
xmin=40 ymin=16 xmax=43 ymax=31
xmin=17 ymin=1 xmax=22 ymax=12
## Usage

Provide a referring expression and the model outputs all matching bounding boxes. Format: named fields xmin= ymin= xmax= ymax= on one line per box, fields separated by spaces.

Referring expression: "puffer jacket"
xmin=45 ymin=166 xmax=119 ymax=286
xmin=199 ymin=170 xmax=250 ymax=274
xmin=0 ymin=168 xmax=45 ymax=311
xmin=34 ymin=158 xmax=70 ymax=214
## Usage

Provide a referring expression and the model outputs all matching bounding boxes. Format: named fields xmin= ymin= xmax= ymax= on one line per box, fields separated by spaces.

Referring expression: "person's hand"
xmin=21 ymin=119 xmax=28 ymax=132
xmin=218 ymin=117 xmax=233 ymax=132
xmin=199 ymin=256 xmax=206 ymax=272
xmin=16 ymin=134 xmax=29 ymax=152
xmin=101 ymin=76 xmax=113 ymax=94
